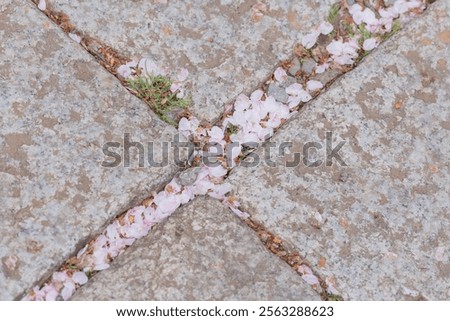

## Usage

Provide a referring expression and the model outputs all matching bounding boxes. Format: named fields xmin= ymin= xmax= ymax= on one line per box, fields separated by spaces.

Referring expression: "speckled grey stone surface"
xmin=0 ymin=0 xmax=180 ymax=300
xmin=228 ymin=1 xmax=450 ymax=300
xmin=72 ymin=197 xmax=320 ymax=300
xmin=50 ymin=0 xmax=335 ymax=122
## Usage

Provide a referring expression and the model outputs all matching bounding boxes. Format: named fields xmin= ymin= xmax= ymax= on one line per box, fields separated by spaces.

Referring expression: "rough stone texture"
xmin=51 ymin=0 xmax=335 ymax=122
xmin=228 ymin=1 xmax=450 ymax=300
xmin=268 ymin=82 xmax=289 ymax=103
xmin=72 ymin=197 xmax=320 ymax=300
xmin=0 ymin=0 xmax=180 ymax=300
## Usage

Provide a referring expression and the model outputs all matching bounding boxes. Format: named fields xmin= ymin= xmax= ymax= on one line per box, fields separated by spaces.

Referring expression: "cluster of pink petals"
xmin=301 ymin=1 xmax=425 ymax=71
xmin=24 ymin=271 xmax=88 ymax=301
xmin=286 ymin=83 xmax=313 ymax=108
xmin=326 ymin=39 xmax=360 ymax=65
xmin=349 ymin=1 xmax=423 ymax=34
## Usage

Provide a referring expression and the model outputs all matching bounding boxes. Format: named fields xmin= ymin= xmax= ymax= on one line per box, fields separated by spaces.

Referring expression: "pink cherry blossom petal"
xmin=250 ymin=89 xmax=264 ymax=102
xmin=306 ymin=80 xmax=323 ymax=91
xmin=363 ymin=38 xmax=378 ymax=51
xmin=68 ymin=33 xmax=82 ymax=43
xmin=315 ymin=62 xmax=329 ymax=74
xmin=176 ymin=68 xmax=189 ymax=82
xmin=208 ymin=126 xmax=225 ymax=142
xmin=234 ymin=94 xmax=251 ymax=111
xmin=208 ymin=165 xmax=228 ymax=178
xmin=170 ymin=82 xmax=181 ymax=93
xmin=302 ymin=274 xmax=320 ymax=285
xmin=93 ymin=263 xmax=110 ymax=271
xmin=61 ymin=282 xmax=75 ymax=301
xmin=117 ymin=64 xmax=132 ymax=78
xmin=349 ymin=4 xmax=364 ymax=25
xmin=285 ymin=83 xmax=303 ymax=96
xmin=44 ymin=285 xmax=58 ymax=301
xmin=319 ymin=22 xmax=334 ymax=35
xmin=38 ymin=0 xmax=46 ymax=11
xmin=302 ymin=31 xmax=320 ymax=49
xmin=72 ymin=272 xmax=88 ymax=285
xmin=274 ymin=67 xmax=288 ymax=82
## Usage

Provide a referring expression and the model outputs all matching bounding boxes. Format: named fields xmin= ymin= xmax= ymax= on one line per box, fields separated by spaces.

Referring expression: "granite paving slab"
xmin=72 ymin=197 xmax=320 ymax=300
xmin=0 ymin=0 xmax=180 ymax=300
xmin=50 ymin=0 xmax=335 ymax=122
xmin=227 ymin=0 xmax=450 ymax=300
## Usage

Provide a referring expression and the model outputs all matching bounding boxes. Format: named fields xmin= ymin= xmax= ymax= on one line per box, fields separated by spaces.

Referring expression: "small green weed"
xmin=383 ymin=19 xmax=402 ymax=40
xmin=327 ymin=3 xmax=340 ymax=23
xmin=357 ymin=24 xmax=372 ymax=44
xmin=226 ymin=124 xmax=239 ymax=135
xmin=126 ymin=75 xmax=190 ymax=126
xmin=342 ymin=22 xmax=355 ymax=37
xmin=324 ymin=293 xmax=344 ymax=301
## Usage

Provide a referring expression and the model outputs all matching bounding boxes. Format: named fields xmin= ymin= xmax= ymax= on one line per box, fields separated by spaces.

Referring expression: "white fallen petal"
xmin=302 ymin=31 xmax=320 ymax=49
xmin=319 ymin=21 xmax=334 ymax=35
xmin=274 ymin=67 xmax=288 ymax=82
xmin=38 ymin=0 xmax=46 ymax=11
xmin=302 ymin=274 xmax=320 ymax=285
xmin=234 ymin=94 xmax=251 ymax=111
xmin=298 ymin=264 xmax=313 ymax=275
xmin=117 ymin=64 xmax=132 ymax=78
xmin=170 ymin=82 xmax=181 ymax=93
xmin=361 ymin=8 xmax=378 ymax=25
xmin=326 ymin=278 xmax=340 ymax=295
xmin=72 ymin=272 xmax=88 ymax=285
xmin=208 ymin=165 xmax=228 ymax=178
xmin=326 ymin=40 xmax=344 ymax=56
xmin=306 ymin=80 xmax=323 ymax=91
xmin=68 ymin=33 xmax=82 ymax=44
xmin=177 ymin=68 xmax=189 ymax=82
xmin=227 ymin=204 xmax=250 ymax=219
xmin=287 ymin=96 xmax=301 ymax=109
xmin=178 ymin=117 xmax=190 ymax=132
xmin=285 ymin=83 xmax=303 ymax=96
xmin=208 ymin=126 xmax=225 ymax=141
xmin=250 ymin=89 xmax=264 ymax=102
xmin=93 ymin=263 xmax=110 ymax=271
xmin=363 ymin=38 xmax=378 ymax=51
xmin=44 ymin=285 xmax=59 ymax=301
xmin=349 ymin=4 xmax=364 ymax=25
xmin=61 ymin=282 xmax=75 ymax=301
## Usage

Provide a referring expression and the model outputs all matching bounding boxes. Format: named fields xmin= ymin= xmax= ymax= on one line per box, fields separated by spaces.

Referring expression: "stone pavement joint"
xmin=30 ymin=0 xmax=128 ymax=73
xmin=243 ymin=217 xmax=344 ymax=300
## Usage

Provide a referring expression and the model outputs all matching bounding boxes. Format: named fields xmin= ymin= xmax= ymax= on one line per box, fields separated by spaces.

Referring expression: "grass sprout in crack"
xmin=126 ymin=75 xmax=190 ymax=126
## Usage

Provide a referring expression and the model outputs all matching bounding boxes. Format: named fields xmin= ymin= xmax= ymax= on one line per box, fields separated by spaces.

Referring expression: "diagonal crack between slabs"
xmin=22 ymin=0 xmax=432 ymax=301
